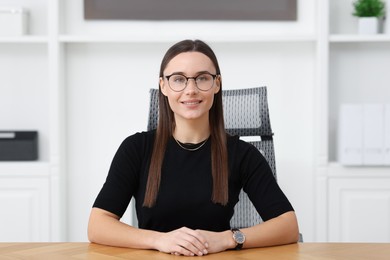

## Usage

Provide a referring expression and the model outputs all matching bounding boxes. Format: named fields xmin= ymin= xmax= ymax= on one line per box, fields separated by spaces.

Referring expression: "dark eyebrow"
xmin=167 ymin=71 xmax=185 ymax=76
xmin=196 ymin=70 xmax=216 ymax=75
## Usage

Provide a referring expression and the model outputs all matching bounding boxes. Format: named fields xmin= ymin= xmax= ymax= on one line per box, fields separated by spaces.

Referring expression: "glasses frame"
xmin=164 ymin=72 xmax=218 ymax=92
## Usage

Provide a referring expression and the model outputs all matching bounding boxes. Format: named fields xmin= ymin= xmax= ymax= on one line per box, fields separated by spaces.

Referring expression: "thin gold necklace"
xmin=174 ymin=137 xmax=209 ymax=152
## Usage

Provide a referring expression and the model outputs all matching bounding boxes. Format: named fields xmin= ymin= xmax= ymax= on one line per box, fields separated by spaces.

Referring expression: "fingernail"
xmin=205 ymin=242 xmax=209 ymax=248
xmin=203 ymin=249 xmax=208 ymax=255
xmin=198 ymin=251 xmax=203 ymax=256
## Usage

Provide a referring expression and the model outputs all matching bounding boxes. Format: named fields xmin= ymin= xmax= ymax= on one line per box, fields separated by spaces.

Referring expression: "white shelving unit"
xmin=1 ymin=0 xmax=389 ymax=242
xmin=0 ymin=0 xmax=65 ymax=242
xmin=315 ymin=0 xmax=390 ymax=242
xmin=330 ymin=34 xmax=390 ymax=42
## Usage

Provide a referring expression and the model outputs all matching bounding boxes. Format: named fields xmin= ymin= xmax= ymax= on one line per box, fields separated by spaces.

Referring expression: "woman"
xmin=88 ymin=39 xmax=299 ymax=256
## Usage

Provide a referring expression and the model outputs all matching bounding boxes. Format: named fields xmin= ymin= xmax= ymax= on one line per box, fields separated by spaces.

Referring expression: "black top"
xmin=93 ymin=130 xmax=294 ymax=232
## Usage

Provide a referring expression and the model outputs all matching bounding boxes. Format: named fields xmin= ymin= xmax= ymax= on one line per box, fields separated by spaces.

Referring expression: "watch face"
xmin=233 ymin=231 xmax=245 ymax=244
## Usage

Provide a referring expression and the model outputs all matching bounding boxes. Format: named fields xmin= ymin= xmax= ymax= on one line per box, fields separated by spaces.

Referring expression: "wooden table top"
xmin=0 ymin=242 xmax=389 ymax=259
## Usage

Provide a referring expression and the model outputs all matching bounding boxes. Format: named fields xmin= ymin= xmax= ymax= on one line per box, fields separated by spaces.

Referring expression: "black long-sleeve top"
xmin=93 ymin=130 xmax=294 ymax=232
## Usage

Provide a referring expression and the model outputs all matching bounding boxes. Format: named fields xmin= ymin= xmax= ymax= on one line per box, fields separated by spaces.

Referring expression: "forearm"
xmin=88 ymin=208 xmax=209 ymax=256
xmin=88 ymin=207 xmax=160 ymax=249
xmin=240 ymin=211 xmax=299 ymax=249
xmin=197 ymin=211 xmax=298 ymax=254
xmin=88 ymin=208 xmax=298 ymax=254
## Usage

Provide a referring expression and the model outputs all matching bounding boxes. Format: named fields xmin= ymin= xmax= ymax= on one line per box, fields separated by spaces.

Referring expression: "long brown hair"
xmin=143 ymin=39 xmax=228 ymax=207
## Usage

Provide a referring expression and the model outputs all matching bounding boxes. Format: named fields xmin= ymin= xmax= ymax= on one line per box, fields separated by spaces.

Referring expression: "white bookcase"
xmin=1 ymin=0 xmax=389 ymax=242
xmin=315 ymin=0 xmax=390 ymax=242
xmin=0 ymin=0 xmax=65 ymax=242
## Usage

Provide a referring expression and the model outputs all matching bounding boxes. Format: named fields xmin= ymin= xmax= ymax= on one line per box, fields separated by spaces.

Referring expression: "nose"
xmin=184 ymin=78 xmax=198 ymax=93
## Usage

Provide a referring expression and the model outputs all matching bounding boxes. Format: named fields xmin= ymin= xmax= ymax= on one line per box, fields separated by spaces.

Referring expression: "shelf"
xmin=327 ymin=162 xmax=390 ymax=178
xmin=330 ymin=34 xmax=390 ymax=43
xmin=59 ymin=34 xmax=317 ymax=43
xmin=0 ymin=36 xmax=48 ymax=43
xmin=0 ymin=162 xmax=51 ymax=177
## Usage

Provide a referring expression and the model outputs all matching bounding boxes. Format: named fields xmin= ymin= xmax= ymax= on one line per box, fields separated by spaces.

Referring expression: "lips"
xmin=182 ymin=100 xmax=202 ymax=105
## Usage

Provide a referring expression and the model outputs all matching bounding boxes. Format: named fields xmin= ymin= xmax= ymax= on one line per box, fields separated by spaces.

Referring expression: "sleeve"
xmin=92 ymin=134 xmax=143 ymax=218
xmin=239 ymin=142 xmax=294 ymax=221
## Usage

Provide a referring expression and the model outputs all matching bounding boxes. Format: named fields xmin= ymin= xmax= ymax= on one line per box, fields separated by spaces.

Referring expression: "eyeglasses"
xmin=164 ymin=72 xmax=218 ymax=92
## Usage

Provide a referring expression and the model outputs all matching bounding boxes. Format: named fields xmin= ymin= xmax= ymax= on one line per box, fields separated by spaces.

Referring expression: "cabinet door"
xmin=0 ymin=177 xmax=50 ymax=242
xmin=329 ymin=178 xmax=390 ymax=242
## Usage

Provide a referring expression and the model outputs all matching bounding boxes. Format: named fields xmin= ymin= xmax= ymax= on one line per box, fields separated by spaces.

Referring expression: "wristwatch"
xmin=231 ymin=228 xmax=245 ymax=250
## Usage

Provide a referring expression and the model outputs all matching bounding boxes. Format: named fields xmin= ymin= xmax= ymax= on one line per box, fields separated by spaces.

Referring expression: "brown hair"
xmin=143 ymin=39 xmax=228 ymax=207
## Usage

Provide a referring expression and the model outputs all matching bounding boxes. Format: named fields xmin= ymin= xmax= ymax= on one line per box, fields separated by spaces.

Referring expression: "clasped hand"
xmin=154 ymin=227 xmax=230 ymax=256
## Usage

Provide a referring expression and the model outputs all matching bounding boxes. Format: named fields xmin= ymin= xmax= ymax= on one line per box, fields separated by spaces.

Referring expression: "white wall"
xmin=62 ymin=0 xmax=317 ymax=241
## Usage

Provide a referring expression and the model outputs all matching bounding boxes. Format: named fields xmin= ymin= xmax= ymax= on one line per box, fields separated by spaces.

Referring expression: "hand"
xmin=195 ymin=230 xmax=234 ymax=254
xmin=154 ymin=227 xmax=209 ymax=256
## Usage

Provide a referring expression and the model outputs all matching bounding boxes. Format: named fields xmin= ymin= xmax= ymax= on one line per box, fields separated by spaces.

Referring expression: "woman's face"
xmin=160 ymin=51 xmax=220 ymax=124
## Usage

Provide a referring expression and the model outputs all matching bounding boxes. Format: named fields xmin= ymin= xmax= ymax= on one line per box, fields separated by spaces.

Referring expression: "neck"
xmin=174 ymin=117 xmax=210 ymax=143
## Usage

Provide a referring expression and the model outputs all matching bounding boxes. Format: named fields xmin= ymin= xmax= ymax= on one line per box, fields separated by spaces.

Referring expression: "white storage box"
xmin=339 ymin=104 xmax=390 ymax=166
xmin=0 ymin=7 xmax=28 ymax=36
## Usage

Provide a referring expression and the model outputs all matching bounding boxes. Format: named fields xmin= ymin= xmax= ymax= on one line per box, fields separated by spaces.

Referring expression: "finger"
xmin=175 ymin=234 xmax=209 ymax=256
xmin=178 ymin=240 xmax=206 ymax=256
xmin=169 ymin=227 xmax=208 ymax=256
xmin=180 ymin=227 xmax=208 ymax=249
xmin=172 ymin=245 xmax=195 ymax=257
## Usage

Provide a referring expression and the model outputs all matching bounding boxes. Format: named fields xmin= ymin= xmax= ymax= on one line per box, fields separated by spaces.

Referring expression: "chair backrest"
xmin=147 ymin=86 xmax=276 ymax=229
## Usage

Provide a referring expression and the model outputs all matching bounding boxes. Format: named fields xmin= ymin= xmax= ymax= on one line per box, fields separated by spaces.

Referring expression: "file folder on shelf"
xmin=339 ymin=104 xmax=363 ymax=165
xmin=363 ymin=104 xmax=385 ymax=165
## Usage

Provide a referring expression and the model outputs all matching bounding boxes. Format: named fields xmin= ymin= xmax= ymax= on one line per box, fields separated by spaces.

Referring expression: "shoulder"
xmin=118 ymin=130 xmax=155 ymax=155
xmin=123 ymin=130 xmax=155 ymax=143
xmin=227 ymin=134 xmax=262 ymax=156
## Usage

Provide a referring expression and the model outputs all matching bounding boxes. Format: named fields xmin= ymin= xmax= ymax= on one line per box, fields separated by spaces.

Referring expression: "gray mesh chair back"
xmin=147 ymin=87 xmax=275 ymax=229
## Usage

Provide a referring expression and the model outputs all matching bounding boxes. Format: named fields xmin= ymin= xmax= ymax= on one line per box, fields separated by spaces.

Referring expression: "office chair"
xmin=146 ymin=87 xmax=302 ymax=241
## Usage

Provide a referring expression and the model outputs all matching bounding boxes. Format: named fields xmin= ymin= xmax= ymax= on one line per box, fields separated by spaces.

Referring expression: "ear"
xmin=214 ymin=75 xmax=221 ymax=94
xmin=160 ymin=77 xmax=168 ymax=96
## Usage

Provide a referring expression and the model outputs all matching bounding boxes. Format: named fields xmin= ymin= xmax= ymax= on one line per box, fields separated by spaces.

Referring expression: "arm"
xmin=88 ymin=207 xmax=209 ymax=256
xmin=197 ymin=211 xmax=299 ymax=253
xmin=240 ymin=211 xmax=299 ymax=248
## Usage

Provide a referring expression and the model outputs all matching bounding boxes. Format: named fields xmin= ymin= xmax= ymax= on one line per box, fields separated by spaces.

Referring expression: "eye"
xmin=171 ymin=75 xmax=186 ymax=84
xmin=196 ymin=74 xmax=211 ymax=82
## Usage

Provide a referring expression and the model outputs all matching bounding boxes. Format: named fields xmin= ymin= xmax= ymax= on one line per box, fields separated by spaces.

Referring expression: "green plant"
xmin=352 ymin=0 xmax=385 ymax=17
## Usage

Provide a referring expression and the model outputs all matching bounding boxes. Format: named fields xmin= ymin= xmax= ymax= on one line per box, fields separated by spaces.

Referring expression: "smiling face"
xmin=160 ymin=51 xmax=221 ymax=125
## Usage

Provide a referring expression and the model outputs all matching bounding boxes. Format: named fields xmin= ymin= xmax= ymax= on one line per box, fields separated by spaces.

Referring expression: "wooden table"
xmin=0 ymin=242 xmax=389 ymax=259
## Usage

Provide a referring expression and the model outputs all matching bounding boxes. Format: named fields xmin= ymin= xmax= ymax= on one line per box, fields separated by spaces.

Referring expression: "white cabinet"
xmin=0 ymin=177 xmax=49 ymax=242
xmin=329 ymin=175 xmax=390 ymax=242
xmin=0 ymin=163 xmax=50 ymax=242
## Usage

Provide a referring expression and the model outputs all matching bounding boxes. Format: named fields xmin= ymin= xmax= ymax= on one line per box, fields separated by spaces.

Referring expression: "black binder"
xmin=0 ymin=131 xmax=38 ymax=161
